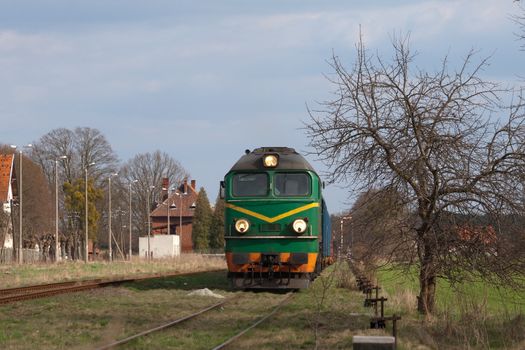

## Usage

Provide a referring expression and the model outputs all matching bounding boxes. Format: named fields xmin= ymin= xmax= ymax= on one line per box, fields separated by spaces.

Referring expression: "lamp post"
xmin=84 ymin=162 xmax=96 ymax=263
xmin=55 ymin=155 xmax=67 ymax=262
xmin=108 ymin=173 xmax=118 ymax=262
xmin=167 ymin=186 xmax=177 ymax=236
xmin=147 ymin=185 xmax=155 ymax=260
xmin=10 ymin=144 xmax=32 ymax=264
xmin=175 ymin=189 xmax=187 ymax=237
xmin=167 ymin=190 xmax=171 ymax=236
xmin=128 ymin=179 xmax=138 ymax=261
xmin=339 ymin=216 xmax=351 ymax=261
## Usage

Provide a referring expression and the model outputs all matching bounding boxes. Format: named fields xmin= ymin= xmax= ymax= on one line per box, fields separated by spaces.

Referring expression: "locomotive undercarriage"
xmin=228 ymin=253 xmax=317 ymax=289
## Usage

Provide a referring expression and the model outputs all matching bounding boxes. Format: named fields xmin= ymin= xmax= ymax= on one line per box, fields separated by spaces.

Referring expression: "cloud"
xmin=0 ymin=30 xmax=69 ymax=56
xmin=0 ymin=0 xmax=520 ymax=213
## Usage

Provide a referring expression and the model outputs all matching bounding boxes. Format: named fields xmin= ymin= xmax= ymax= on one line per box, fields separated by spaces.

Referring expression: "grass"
xmin=5 ymin=260 xmax=521 ymax=349
xmin=0 ymin=254 xmax=226 ymax=288
xmin=0 ymin=271 xmax=234 ymax=350
xmin=0 ymin=262 xmax=377 ymax=350
xmin=375 ymin=266 xmax=525 ymax=317
xmin=374 ymin=265 xmax=525 ymax=349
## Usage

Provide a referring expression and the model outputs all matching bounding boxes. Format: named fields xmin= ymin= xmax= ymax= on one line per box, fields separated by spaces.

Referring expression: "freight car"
xmin=220 ymin=147 xmax=332 ymax=289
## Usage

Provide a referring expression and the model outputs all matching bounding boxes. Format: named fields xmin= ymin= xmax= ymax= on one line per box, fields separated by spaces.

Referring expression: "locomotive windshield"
xmin=232 ymin=173 xmax=268 ymax=196
xmin=274 ymin=173 xmax=310 ymax=196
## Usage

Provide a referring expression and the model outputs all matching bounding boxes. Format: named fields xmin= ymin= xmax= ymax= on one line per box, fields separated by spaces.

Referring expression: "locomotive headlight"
xmin=263 ymin=154 xmax=278 ymax=167
xmin=235 ymin=218 xmax=250 ymax=233
xmin=292 ymin=219 xmax=308 ymax=234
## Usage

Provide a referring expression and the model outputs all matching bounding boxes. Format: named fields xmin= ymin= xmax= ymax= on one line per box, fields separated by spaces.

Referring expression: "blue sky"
xmin=0 ymin=1 xmax=523 ymax=213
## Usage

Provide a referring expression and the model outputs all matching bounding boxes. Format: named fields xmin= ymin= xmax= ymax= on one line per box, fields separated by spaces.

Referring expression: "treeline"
xmin=1 ymin=126 xmax=223 ymax=261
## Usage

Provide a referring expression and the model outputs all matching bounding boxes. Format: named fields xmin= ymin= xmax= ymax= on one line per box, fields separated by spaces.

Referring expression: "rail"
xmin=94 ymin=290 xmax=294 ymax=349
xmin=96 ymin=299 xmax=230 ymax=350
xmin=0 ymin=269 xmax=225 ymax=305
xmin=211 ymin=291 xmax=295 ymax=350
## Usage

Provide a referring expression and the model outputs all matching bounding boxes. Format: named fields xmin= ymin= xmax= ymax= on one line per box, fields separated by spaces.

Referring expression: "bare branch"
xmin=306 ymin=34 xmax=525 ymax=315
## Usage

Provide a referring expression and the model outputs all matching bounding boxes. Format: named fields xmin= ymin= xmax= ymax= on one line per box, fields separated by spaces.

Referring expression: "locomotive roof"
xmin=228 ymin=147 xmax=316 ymax=172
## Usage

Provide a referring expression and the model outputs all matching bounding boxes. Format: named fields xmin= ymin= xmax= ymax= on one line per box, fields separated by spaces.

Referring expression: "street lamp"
xmin=84 ymin=161 xmax=96 ymax=263
xmin=128 ymin=179 xmax=138 ymax=261
xmin=147 ymin=185 xmax=155 ymax=260
xmin=10 ymin=143 xmax=32 ymax=264
xmin=55 ymin=155 xmax=67 ymax=262
xmin=339 ymin=216 xmax=351 ymax=261
xmin=166 ymin=186 xmax=177 ymax=236
xmin=175 ymin=189 xmax=188 ymax=237
xmin=108 ymin=173 xmax=118 ymax=262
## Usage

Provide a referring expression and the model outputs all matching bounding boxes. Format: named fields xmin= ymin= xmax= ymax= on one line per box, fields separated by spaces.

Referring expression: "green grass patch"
xmin=374 ymin=265 xmax=525 ymax=349
xmin=376 ymin=266 xmax=525 ymax=316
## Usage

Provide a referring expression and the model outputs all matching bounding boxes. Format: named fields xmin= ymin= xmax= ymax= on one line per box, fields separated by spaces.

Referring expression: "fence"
xmin=350 ymin=260 xmax=401 ymax=350
xmin=0 ymin=248 xmax=43 ymax=264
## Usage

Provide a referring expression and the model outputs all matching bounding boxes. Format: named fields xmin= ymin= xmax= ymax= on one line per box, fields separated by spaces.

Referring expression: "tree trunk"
xmin=418 ymin=243 xmax=437 ymax=314
xmin=66 ymin=240 xmax=72 ymax=260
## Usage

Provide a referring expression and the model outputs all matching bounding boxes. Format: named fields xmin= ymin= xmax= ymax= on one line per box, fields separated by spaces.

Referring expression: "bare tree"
xmin=305 ymin=34 xmax=525 ymax=315
xmin=19 ymin=156 xmax=54 ymax=257
xmin=30 ymin=127 xmax=119 ymax=260
xmin=31 ymin=127 xmax=119 ymax=184
xmin=118 ymin=151 xmax=189 ymax=251
xmin=513 ymin=1 xmax=525 ymax=52
xmin=31 ymin=128 xmax=75 ymax=183
xmin=348 ymin=188 xmax=411 ymax=265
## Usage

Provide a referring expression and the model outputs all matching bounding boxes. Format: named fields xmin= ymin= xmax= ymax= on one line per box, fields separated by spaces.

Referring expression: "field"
xmin=1 ymin=259 xmax=524 ymax=349
xmin=375 ymin=266 xmax=525 ymax=349
xmin=0 ymin=254 xmax=226 ymax=288
xmin=0 ymin=263 xmax=366 ymax=349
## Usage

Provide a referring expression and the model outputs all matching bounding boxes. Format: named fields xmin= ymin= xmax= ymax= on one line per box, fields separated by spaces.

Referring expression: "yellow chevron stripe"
xmin=225 ymin=202 xmax=319 ymax=223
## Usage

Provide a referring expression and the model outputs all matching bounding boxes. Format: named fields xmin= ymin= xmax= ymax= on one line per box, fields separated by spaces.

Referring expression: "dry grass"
xmin=336 ymin=264 xmax=356 ymax=290
xmin=0 ymin=254 xmax=226 ymax=288
xmin=374 ymin=272 xmax=525 ymax=349
xmin=431 ymin=294 xmax=525 ymax=349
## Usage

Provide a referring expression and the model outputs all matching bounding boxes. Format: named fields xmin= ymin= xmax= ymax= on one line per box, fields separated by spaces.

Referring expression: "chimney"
xmin=183 ymin=178 xmax=188 ymax=194
xmin=191 ymin=180 xmax=196 ymax=190
xmin=162 ymin=177 xmax=169 ymax=201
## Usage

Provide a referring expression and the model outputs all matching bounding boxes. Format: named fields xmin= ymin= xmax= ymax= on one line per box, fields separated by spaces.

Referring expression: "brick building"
xmin=150 ymin=179 xmax=198 ymax=252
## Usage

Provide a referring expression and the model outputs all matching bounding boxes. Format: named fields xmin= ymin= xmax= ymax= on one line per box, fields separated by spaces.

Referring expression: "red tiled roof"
xmin=0 ymin=154 xmax=14 ymax=203
xmin=150 ymin=183 xmax=199 ymax=218
xmin=457 ymin=224 xmax=497 ymax=245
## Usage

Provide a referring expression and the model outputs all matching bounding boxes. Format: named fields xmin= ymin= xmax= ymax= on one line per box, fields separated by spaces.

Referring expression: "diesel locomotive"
xmin=220 ymin=147 xmax=332 ymax=289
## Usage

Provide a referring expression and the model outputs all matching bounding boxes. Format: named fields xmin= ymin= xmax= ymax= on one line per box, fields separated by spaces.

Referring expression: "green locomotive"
xmin=221 ymin=147 xmax=332 ymax=289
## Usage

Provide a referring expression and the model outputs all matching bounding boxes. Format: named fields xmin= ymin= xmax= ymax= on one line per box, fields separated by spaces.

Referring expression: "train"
xmin=220 ymin=147 xmax=332 ymax=289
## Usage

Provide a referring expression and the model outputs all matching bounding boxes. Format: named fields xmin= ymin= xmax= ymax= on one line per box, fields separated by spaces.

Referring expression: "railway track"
xmin=0 ymin=269 xmax=224 ymax=305
xmin=96 ymin=291 xmax=295 ymax=349
xmin=211 ymin=292 xmax=295 ymax=350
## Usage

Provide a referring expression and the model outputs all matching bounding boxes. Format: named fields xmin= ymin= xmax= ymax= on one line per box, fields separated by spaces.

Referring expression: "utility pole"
xmin=128 ymin=180 xmax=137 ymax=260
xmin=147 ymin=185 xmax=155 ymax=260
xmin=340 ymin=216 xmax=351 ymax=260
xmin=55 ymin=156 xmax=67 ymax=262
xmin=10 ymin=144 xmax=32 ymax=264
xmin=84 ymin=162 xmax=95 ymax=263
xmin=108 ymin=173 xmax=118 ymax=262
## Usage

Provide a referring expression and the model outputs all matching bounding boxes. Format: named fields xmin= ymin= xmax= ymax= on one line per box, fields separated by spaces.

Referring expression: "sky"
xmin=0 ymin=0 xmax=523 ymax=213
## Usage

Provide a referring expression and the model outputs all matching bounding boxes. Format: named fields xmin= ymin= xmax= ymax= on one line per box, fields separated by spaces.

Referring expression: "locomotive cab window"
xmin=232 ymin=173 xmax=269 ymax=197
xmin=274 ymin=173 xmax=311 ymax=196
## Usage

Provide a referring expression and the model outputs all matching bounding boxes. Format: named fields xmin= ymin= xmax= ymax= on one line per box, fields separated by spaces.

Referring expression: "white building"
xmin=139 ymin=234 xmax=180 ymax=259
xmin=0 ymin=154 xmax=15 ymax=249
